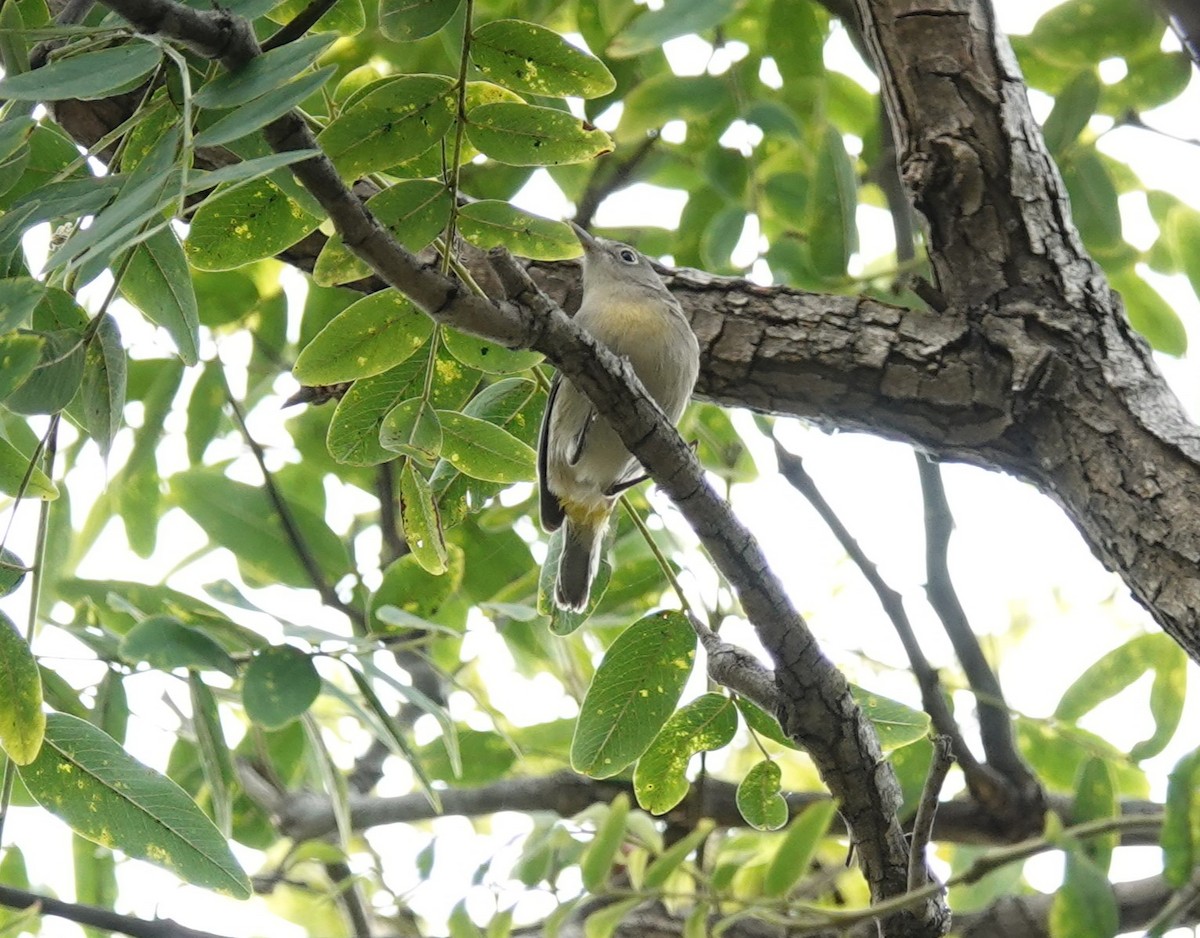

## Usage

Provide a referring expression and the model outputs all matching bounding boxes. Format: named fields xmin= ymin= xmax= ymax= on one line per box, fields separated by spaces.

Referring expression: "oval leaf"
xmin=379 ymin=0 xmax=461 ymax=41
xmin=466 ymin=102 xmax=612 ymax=166
xmin=294 ymin=289 xmax=434 ymax=384
xmin=850 ymin=685 xmax=931 ymax=750
xmin=470 ymin=19 xmax=615 ymax=99
xmin=571 ymin=610 xmax=696 ymax=779
xmin=17 ymin=713 xmax=251 ymax=896
xmin=457 ymin=200 xmax=580 ymax=261
xmin=633 ymin=694 xmax=737 ymax=814
xmin=380 ymin=396 xmax=443 ymax=465
xmin=188 ymin=177 xmax=321 ymax=271
xmin=737 ymin=759 xmax=788 ymax=831
xmin=242 ymin=645 xmax=321 ymax=729
xmin=440 ymin=325 xmax=543 ymax=374
xmin=0 ymin=611 xmax=44 ymax=765
xmin=399 ymin=460 xmax=449 ymax=574
xmin=435 ymin=409 xmax=535 ymax=483
xmin=318 ymin=74 xmax=455 ymax=178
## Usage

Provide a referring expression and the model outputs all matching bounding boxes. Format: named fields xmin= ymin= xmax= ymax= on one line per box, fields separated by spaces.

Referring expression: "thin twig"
xmin=375 ymin=462 xmax=406 ymax=565
xmin=907 ymin=735 xmax=953 ymax=892
xmin=573 ymin=132 xmax=659 ymax=231
xmin=227 ymin=394 xmax=363 ymax=627
xmin=0 ymin=884 xmax=233 ymax=938
xmin=771 ymin=438 xmax=980 ymax=777
xmin=261 ymin=0 xmax=339 ymax=51
xmin=916 ymin=455 xmax=1033 ymax=791
xmin=323 ymin=858 xmax=373 ymax=938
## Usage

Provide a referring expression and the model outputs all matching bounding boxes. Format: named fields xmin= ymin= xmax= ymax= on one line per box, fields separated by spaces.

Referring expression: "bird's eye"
xmin=619 ymin=249 xmax=637 ymax=264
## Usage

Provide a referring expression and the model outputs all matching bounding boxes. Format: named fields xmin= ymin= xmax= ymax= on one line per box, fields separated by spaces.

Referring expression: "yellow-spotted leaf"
xmin=435 ymin=409 xmax=535 ymax=483
xmin=318 ymin=74 xmax=454 ymax=178
xmin=380 ymin=397 xmax=443 ymax=466
xmin=470 ymin=19 xmax=615 ymax=99
xmin=466 ymin=102 xmax=612 ymax=166
xmin=0 ymin=612 xmax=44 ymax=765
xmin=571 ymin=610 xmax=696 ymax=778
xmin=294 ymin=289 xmax=434 ymax=384
xmin=187 ymin=177 xmax=321 ymax=271
xmin=441 ymin=326 xmax=543 ymax=374
xmin=457 ymin=200 xmax=580 ymax=260
xmin=399 ymin=460 xmax=448 ymax=574
xmin=737 ymin=759 xmax=788 ymax=831
xmin=17 ymin=713 xmax=251 ymax=896
xmin=313 ymin=180 xmax=452 ymax=286
xmin=633 ymin=693 xmax=737 ymax=814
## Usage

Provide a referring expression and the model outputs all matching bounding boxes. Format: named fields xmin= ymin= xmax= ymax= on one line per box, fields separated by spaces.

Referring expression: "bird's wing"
xmin=538 ymin=374 xmax=566 ymax=532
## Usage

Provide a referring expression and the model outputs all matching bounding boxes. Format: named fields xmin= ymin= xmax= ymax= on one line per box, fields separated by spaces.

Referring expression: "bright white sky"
xmin=4 ymin=1 xmax=1200 ymax=935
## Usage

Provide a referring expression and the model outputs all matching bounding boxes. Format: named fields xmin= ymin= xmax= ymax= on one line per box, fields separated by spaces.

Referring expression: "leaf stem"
xmin=440 ymin=0 xmax=474 ymax=277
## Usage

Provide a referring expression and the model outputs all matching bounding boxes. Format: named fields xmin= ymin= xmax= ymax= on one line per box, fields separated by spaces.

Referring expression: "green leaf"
xmin=0 ymin=611 xmax=44 ymax=765
xmin=313 ymin=180 xmax=452 ymax=286
xmin=169 ymin=468 xmax=350 ymax=589
xmin=0 ymin=276 xmax=45 ymax=331
xmin=77 ymin=312 xmax=126 ymax=457
xmin=618 ymin=73 xmax=732 ymax=140
xmin=294 ymin=289 xmax=434 ymax=384
xmin=187 ymin=177 xmax=322 ymax=271
xmin=243 ymin=645 xmax=321 ymax=729
xmin=1049 ymin=850 xmax=1118 ymax=938
xmin=642 ymin=819 xmax=715 ymax=890
xmin=3 ymin=328 xmax=84 ymax=415
xmin=763 ymin=800 xmax=838 ymax=897
xmin=415 ymin=726 xmax=514 ymax=787
xmin=326 ymin=346 xmax=478 ymax=466
xmin=571 ymin=610 xmax=696 ymax=778
xmin=579 ymin=793 xmax=630 ymax=891
xmin=850 ymin=685 xmax=931 ymax=750
xmin=699 ymin=204 xmax=745 ymax=272
xmin=608 ymin=0 xmax=739 ymax=58
xmin=1042 ymin=70 xmax=1100 ymax=156
xmin=399 ymin=460 xmax=449 ymax=574
xmin=456 ymin=199 xmax=581 ymax=260
xmin=1055 ymin=632 xmax=1188 ymax=759
xmin=318 ymin=74 xmax=455 ymax=177
xmin=1071 ymin=758 xmax=1116 ymax=873
xmin=470 ymin=19 xmax=615 ymax=99
xmin=0 ymin=331 xmax=44 ymax=401
xmin=194 ymin=66 xmax=336 ymax=147
xmin=1109 ymin=270 xmax=1187 ymax=356
xmin=268 ymin=0 xmax=363 ymax=34
xmin=806 ymin=125 xmax=857 ymax=280
xmin=633 ymin=694 xmax=737 ymax=814
xmin=736 ymin=759 xmax=788 ymax=831
xmin=381 ymin=397 xmax=443 ymax=466
xmin=0 ymin=42 xmax=162 ymax=100
xmin=766 ymin=0 xmax=825 ymax=89
xmin=0 ymin=427 xmax=56 ymax=500
xmin=188 ymin=672 xmax=235 ymax=836
xmin=0 ymin=546 xmax=25 ymax=596
xmin=466 ymin=103 xmax=613 ymax=166
xmin=379 ymin=0 xmax=461 ymax=41
xmin=183 ymin=150 xmax=322 ymax=194
xmin=119 ymin=615 xmax=238 ymax=677
xmin=193 ymin=34 xmax=335 ymax=109
xmin=1162 ymin=747 xmax=1200 ymax=888
xmin=369 ymin=545 xmax=464 ymax=627
xmin=17 ymin=713 xmax=251 ymax=896
xmin=93 ymin=668 xmax=129 ymax=745
xmin=440 ymin=324 xmax=543 ymax=374
xmin=1029 ymin=0 xmax=1164 ymax=66
xmin=435 ymin=409 xmax=536 ymax=483
xmin=582 ymin=898 xmax=640 ymax=938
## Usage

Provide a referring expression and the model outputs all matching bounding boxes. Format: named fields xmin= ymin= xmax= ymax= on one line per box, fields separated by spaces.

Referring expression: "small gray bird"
xmin=538 ymin=223 xmax=700 ymax=611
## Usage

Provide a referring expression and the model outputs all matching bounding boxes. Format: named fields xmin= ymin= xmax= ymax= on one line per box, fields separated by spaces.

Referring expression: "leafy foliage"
xmin=0 ymin=0 xmax=1193 ymax=936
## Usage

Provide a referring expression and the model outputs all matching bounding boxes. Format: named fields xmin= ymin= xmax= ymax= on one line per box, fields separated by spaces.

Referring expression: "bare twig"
xmin=0 ymin=885 xmax=233 ymax=938
xmin=573 ymin=132 xmax=659 ymax=231
xmin=227 ymin=394 xmax=363 ymax=627
xmin=261 ymin=0 xmax=339 ymax=51
xmin=916 ymin=456 xmax=1040 ymax=806
xmin=907 ymin=735 xmax=953 ymax=892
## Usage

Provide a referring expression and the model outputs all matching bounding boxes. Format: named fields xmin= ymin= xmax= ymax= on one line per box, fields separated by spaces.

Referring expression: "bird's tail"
xmin=555 ymin=513 xmax=606 ymax=612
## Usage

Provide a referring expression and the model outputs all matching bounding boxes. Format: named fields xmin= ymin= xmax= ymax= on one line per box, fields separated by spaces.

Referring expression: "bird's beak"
xmin=570 ymin=221 xmax=599 ymax=255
